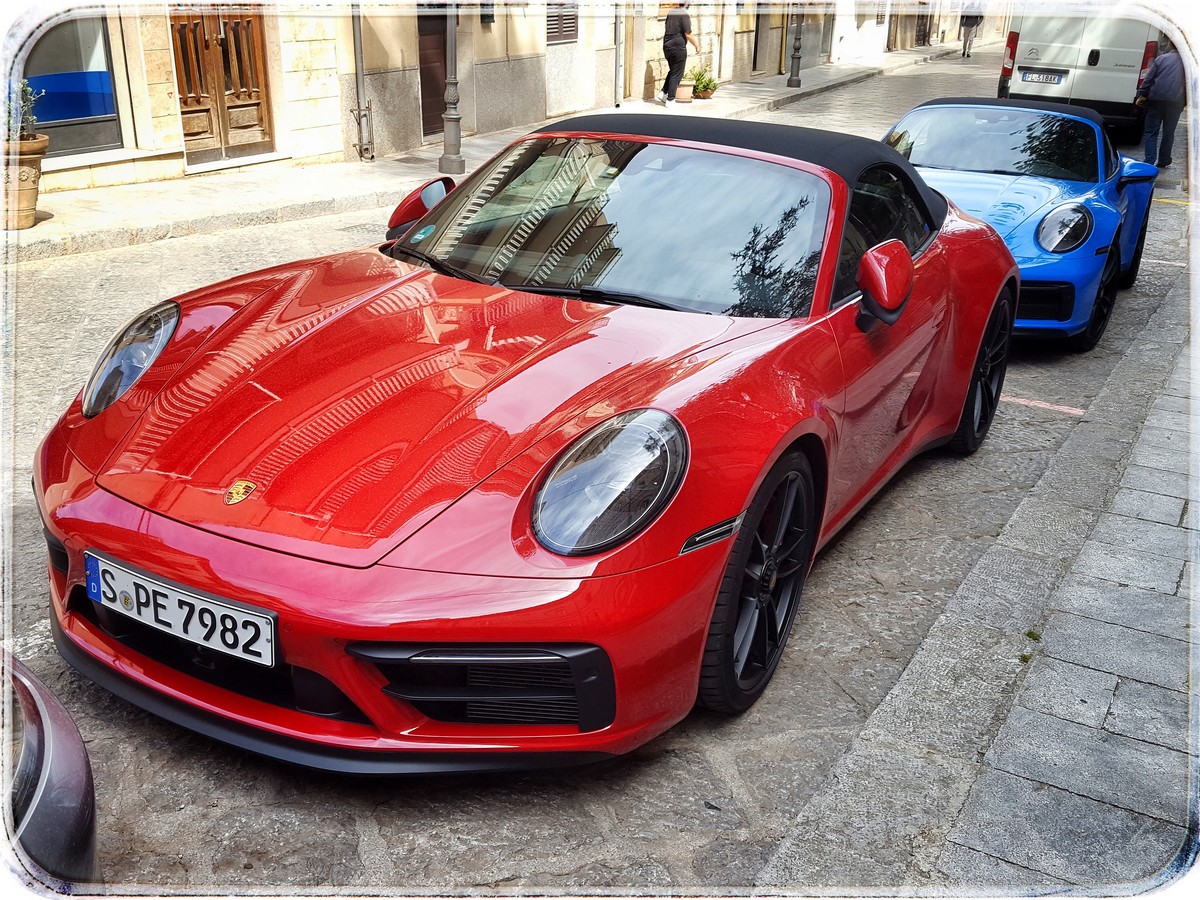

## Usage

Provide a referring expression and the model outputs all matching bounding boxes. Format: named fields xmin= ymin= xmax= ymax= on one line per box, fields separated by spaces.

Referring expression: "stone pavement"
xmin=4 ymin=42 xmax=962 ymax=264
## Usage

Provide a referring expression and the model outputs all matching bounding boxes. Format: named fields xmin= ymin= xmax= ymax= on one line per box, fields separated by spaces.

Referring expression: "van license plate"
xmin=1022 ymin=72 xmax=1063 ymax=84
xmin=85 ymin=552 xmax=276 ymax=667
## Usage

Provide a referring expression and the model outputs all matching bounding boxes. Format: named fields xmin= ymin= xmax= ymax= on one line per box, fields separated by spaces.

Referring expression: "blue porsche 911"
xmin=884 ymin=97 xmax=1157 ymax=351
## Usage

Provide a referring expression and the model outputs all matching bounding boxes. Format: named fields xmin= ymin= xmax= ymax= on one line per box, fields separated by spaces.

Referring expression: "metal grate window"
xmin=547 ymin=1 xmax=579 ymax=44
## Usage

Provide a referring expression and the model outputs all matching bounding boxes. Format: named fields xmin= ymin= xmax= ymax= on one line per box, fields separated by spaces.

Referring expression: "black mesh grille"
xmin=1018 ymin=281 xmax=1076 ymax=321
xmin=466 ymin=662 xmax=579 ymax=724
xmin=347 ymin=643 xmax=616 ymax=732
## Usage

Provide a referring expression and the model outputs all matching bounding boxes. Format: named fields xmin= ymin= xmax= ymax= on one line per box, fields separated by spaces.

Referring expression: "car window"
xmin=832 ymin=165 xmax=931 ymax=305
xmin=393 ymin=137 xmax=831 ymax=319
xmin=1103 ymin=131 xmax=1121 ymax=180
xmin=887 ymin=106 xmax=1100 ymax=183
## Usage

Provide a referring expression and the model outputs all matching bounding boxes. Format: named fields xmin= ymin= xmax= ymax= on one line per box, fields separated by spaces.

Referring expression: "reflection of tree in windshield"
xmin=1012 ymin=116 xmax=1094 ymax=180
xmin=725 ymin=201 xmax=819 ymax=318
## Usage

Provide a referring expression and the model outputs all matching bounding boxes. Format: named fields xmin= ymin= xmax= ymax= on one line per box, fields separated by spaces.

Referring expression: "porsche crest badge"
xmin=224 ymin=480 xmax=257 ymax=505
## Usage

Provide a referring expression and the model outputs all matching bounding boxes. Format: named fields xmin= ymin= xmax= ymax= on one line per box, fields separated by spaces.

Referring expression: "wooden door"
xmin=170 ymin=6 xmax=274 ymax=165
xmin=417 ymin=12 xmax=448 ymax=137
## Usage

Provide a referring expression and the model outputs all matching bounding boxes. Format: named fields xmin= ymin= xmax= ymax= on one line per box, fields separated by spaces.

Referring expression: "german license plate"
xmin=85 ymin=552 xmax=276 ymax=667
xmin=1022 ymin=72 xmax=1064 ymax=84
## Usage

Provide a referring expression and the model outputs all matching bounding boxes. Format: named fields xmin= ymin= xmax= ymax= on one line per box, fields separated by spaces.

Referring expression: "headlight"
xmin=1036 ymin=204 xmax=1093 ymax=253
xmin=532 ymin=409 xmax=688 ymax=556
xmin=81 ymin=301 xmax=179 ymax=418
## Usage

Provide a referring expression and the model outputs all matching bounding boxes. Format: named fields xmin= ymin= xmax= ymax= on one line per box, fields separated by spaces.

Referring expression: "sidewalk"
xmin=3 ymin=43 xmax=961 ymax=265
xmin=759 ymin=290 xmax=1196 ymax=891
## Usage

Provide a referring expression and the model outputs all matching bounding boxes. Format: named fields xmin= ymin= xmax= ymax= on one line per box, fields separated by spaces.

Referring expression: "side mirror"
xmin=386 ymin=176 xmax=455 ymax=241
xmin=855 ymin=239 xmax=913 ymax=330
xmin=1118 ymin=157 xmax=1159 ymax=185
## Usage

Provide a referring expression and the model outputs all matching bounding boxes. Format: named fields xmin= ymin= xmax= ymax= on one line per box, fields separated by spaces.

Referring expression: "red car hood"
xmin=96 ymin=250 xmax=766 ymax=567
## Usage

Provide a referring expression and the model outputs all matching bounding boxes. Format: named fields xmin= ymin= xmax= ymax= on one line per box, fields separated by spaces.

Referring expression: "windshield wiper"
xmin=391 ymin=245 xmax=489 ymax=284
xmin=502 ymin=282 xmax=693 ymax=313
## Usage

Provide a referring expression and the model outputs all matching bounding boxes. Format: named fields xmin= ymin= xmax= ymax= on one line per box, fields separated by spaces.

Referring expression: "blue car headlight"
xmin=81 ymin=301 xmax=179 ymax=418
xmin=1036 ymin=204 xmax=1093 ymax=253
xmin=532 ymin=409 xmax=689 ymax=556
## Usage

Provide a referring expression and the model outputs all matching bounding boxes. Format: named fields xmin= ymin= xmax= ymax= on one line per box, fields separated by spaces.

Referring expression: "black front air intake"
xmin=1017 ymin=281 xmax=1076 ymax=321
xmin=346 ymin=643 xmax=616 ymax=732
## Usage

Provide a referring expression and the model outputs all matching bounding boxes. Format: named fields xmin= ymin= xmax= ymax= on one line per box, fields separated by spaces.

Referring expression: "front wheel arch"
xmin=1118 ymin=205 xmax=1151 ymax=290
xmin=697 ymin=447 xmax=821 ymax=714
xmin=948 ymin=285 xmax=1015 ymax=455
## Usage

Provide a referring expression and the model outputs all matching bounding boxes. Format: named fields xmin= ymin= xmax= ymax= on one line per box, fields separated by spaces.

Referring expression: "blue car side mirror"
xmin=1119 ymin=158 xmax=1159 ymax=184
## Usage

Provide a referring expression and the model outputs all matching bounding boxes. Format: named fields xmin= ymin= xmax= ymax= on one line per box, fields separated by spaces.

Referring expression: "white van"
xmin=998 ymin=14 xmax=1163 ymax=137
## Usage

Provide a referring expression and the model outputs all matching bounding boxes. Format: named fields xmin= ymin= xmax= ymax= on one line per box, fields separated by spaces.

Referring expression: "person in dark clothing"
xmin=658 ymin=2 xmax=701 ymax=107
xmin=1136 ymin=40 xmax=1186 ymax=168
xmin=959 ymin=1 xmax=985 ymax=57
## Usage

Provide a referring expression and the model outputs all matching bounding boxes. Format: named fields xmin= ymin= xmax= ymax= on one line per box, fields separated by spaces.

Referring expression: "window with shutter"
xmin=547 ymin=2 xmax=579 ymax=44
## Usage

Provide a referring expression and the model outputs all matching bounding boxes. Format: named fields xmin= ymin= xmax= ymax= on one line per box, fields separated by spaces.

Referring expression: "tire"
xmin=697 ymin=451 xmax=817 ymax=714
xmin=948 ymin=290 xmax=1013 ymax=455
xmin=1118 ymin=207 xmax=1150 ymax=289
xmin=1068 ymin=242 xmax=1120 ymax=353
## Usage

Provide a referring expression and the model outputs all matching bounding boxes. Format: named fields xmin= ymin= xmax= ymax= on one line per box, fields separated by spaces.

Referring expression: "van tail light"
xmin=1001 ymin=31 xmax=1019 ymax=79
xmin=1137 ymin=40 xmax=1159 ymax=91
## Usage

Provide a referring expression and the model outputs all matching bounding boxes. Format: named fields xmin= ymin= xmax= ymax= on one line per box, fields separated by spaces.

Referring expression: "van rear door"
xmin=1003 ymin=15 xmax=1159 ymax=128
xmin=1074 ymin=17 xmax=1156 ymax=108
xmin=1009 ymin=15 xmax=1085 ymax=100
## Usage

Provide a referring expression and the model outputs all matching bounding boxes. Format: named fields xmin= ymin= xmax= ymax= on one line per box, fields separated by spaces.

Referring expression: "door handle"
xmin=1088 ymin=49 xmax=1101 ymax=66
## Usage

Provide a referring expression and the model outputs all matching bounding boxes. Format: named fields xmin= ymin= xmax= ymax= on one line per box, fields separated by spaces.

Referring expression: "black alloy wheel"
xmin=698 ymin=451 xmax=817 ymax=714
xmin=1069 ymin=242 xmax=1120 ymax=352
xmin=949 ymin=290 xmax=1013 ymax=455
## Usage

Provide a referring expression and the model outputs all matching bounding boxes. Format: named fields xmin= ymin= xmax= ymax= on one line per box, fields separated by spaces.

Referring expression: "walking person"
xmin=658 ymin=2 xmax=700 ymax=108
xmin=960 ymin=2 xmax=985 ymax=58
xmin=1136 ymin=39 xmax=1186 ymax=168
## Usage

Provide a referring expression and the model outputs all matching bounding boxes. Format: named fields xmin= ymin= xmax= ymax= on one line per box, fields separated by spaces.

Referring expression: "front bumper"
xmin=1012 ymin=250 xmax=1107 ymax=338
xmin=36 ymin=440 xmax=728 ymax=775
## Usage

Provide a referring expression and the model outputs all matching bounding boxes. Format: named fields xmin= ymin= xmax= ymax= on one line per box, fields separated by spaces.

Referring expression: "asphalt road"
xmin=4 ymin=47 xmax=1191 ymax=892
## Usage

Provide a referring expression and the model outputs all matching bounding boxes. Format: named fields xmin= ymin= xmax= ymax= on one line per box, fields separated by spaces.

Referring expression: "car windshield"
xmin=387 ymin=136 xmax=831 ymax=318
xmin=886 ymin=107 xmax=1099 ymax=183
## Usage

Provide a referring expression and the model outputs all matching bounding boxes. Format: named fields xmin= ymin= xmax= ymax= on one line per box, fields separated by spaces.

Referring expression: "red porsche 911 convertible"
xmin=35 ymin=114 xmax=1018 ymax=774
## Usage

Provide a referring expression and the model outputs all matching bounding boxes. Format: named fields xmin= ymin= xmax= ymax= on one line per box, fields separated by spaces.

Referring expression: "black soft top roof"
xmin=538 ymin=113 xmax=948 ymax=224
xmin=913 ymin=96 xmax=1108 ymax=129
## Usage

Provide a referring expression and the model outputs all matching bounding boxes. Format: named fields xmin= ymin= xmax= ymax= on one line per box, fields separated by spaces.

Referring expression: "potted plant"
xmin=688 ymin=64 xmax=719 ymax=99
xmin=4 ymin=79 xmax=49 ymax=230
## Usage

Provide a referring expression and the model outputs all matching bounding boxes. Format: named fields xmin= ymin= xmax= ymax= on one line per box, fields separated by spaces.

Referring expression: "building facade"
xmin=9 ymin=2 xmax=1003 ymax=195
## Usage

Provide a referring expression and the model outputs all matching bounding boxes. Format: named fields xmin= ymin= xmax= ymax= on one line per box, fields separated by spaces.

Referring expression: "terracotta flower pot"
xmin=694 ymin=89 xmax=715 ymax=99
xmin=4 ymin=133 xmax=50 ymax=230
